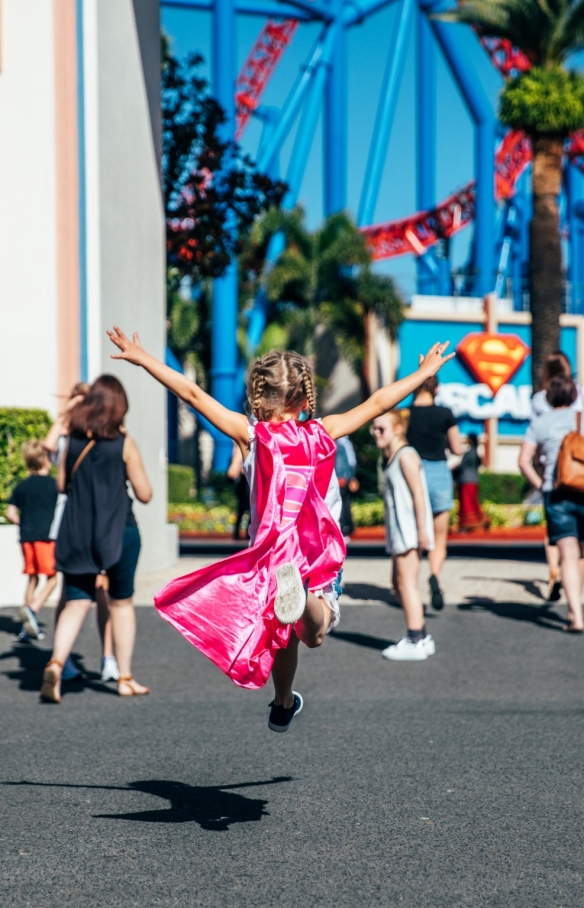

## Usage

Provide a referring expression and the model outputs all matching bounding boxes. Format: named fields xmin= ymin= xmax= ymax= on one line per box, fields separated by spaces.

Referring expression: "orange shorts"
xmin=22 ymin=541 xmax=56 ymax=577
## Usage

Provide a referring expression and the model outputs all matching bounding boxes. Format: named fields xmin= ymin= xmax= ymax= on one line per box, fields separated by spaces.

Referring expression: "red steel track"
xmin=231 ymin=15 xmax=584 ymax=260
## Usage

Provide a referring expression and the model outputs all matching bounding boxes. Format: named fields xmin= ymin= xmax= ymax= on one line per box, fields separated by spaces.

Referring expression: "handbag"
xmin=556 ymin=412 xmax=584 ymax=494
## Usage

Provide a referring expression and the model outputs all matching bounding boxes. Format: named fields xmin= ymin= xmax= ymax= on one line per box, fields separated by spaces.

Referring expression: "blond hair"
xmin=388 ymin=408 xmax=409 ymax=432
xmin=22 ymin=439 xmax=47 ymax=472
xmin=246 ymin=350 xmax=316 ymax=421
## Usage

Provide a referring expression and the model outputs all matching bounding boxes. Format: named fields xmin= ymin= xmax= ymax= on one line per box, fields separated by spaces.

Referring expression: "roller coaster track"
xmin=229 ymin=13 xmax=584 ymax=261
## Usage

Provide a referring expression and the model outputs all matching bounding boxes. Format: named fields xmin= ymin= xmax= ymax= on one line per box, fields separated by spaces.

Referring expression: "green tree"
xmin=436 ymin=0 xmax=584 ymax=386
xmin=162 ymin=38 xmax=287 ymax=377
xmin=243 ymin=208 xmax=405 ymax=396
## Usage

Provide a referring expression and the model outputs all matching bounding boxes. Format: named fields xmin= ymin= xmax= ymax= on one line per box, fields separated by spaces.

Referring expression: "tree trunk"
xmin=529 ymin=134 xmax=564 ymax=390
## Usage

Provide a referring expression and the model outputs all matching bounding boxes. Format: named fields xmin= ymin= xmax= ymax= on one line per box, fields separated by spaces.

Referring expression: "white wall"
xmin=83 ymin=0 xmax=176 ymax=570
xmin=0 ymin=0 xmax=58 ymax=413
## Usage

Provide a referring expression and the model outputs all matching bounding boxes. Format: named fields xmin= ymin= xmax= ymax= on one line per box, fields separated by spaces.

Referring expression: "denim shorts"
xmin=422 ymin=459 xmax=454 ymax=515
xmin=544 ymin=491 xmax=584 ymax=544
xmin=64 ymin=525 xmax=141 ymax=602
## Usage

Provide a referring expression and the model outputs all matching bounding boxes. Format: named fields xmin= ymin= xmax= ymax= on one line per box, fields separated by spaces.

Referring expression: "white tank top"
xmin=383 ymin=445 xmax=435 ymax=556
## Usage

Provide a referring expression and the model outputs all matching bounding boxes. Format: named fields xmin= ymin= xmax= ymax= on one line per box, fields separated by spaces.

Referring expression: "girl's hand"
xmin=418 ymin=528 xmax=431 ymax=552
xmin=418 ymin=342 xmax=456 ymax=377
xmin=107 ymin=326 xmax=147 ymax=366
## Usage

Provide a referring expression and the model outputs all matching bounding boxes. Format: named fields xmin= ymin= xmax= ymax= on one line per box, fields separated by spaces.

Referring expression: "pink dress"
xmin=154 ymin=419 xmax=346 ymax=690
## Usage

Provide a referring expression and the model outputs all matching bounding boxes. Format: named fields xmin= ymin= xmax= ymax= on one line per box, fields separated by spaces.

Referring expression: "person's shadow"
xmin=3 ymin=777 xmax=292 ymax=832
xmin=458 ymin=596 xmax=566 ymax=630
xmin=342 ymin=582 xmax=401 ymax=609
xmin=0 ymin=615 xmax=114 ymax=697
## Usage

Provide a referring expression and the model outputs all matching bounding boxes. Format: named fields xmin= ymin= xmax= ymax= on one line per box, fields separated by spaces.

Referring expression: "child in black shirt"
xmin=7 ymin=440 xmax=58 ymax=640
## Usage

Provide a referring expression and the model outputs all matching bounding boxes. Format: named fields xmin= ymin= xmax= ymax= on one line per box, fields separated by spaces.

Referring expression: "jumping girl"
xmin=107 ymin=327 xmax=453 ymax=731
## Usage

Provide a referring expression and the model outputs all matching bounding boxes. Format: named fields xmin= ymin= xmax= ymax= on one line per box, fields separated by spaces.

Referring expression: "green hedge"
xmin=168 ymin=464 xmax=195 ymax=503
xmin=0 ymin=408 xmax=53 ymax=520
xmin=479 ymin=472 xmax=527 ymax=505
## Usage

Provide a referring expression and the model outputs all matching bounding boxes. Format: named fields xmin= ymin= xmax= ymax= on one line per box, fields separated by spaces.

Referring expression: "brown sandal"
xmin=117 ymin=676 xmax=150 ymax=697
xmin=40 ymin=659 xmax=63 ymax=703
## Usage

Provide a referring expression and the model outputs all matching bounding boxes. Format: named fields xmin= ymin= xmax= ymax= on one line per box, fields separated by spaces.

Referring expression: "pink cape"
xmin=154 ymin=419 xmax=346 ymax=689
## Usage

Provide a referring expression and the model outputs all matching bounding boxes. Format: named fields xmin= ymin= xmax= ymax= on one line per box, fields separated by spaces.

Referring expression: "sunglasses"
xmin=370 ymin=426 xmax=386 ymax=435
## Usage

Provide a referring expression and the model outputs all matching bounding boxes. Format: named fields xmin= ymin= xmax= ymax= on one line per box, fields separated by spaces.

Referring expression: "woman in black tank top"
xmin=40 ymin=376 xmax=153 ymax=704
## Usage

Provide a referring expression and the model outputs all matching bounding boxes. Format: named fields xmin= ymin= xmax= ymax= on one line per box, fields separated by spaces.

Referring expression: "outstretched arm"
xmin=107 ymin=327 xmax=249 ymax=452
xmin=322 ymin=342 xmax=455 ymax=440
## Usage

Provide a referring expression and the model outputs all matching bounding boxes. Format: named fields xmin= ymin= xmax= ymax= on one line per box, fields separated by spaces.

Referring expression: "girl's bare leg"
xmin=271 ymin=633 xmax=300 ymax=708
xmin=96 ymin=589 xmax=114 ymax=657
xmin=546 ymin=541 xmax=560 ymax=577
xmin=109 ymin=598 xmax=148 ymax=694
xmin=557 ymin=537 xmax=583 ymax=629
xmin=428 ymin=510 xmax=449 ymax=579
xmin=271 ymin=593 xmax=332 ymax=709
xmin=30 ymin=575 xmax=58 ymax=613
xmin=395 ymin=549 xmax=424 ymax=632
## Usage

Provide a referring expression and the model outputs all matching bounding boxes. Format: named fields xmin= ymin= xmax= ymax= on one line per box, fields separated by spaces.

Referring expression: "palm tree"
xmin=436 ymin=0 xmax=584 ymax=386
xmin=244 ymin=207 xmax=404 ymax=397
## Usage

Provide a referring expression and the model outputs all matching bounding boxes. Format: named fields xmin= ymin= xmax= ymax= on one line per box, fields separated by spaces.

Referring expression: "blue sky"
xmin=161 ymin=4 xmax=507 ymax=297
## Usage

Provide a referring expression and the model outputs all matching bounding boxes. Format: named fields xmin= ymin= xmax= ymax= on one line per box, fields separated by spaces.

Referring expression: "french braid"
xmin=251 ymin=370 xmax=266 ymax=418
xmin=300 ymin=361 xmax=316 ymax=417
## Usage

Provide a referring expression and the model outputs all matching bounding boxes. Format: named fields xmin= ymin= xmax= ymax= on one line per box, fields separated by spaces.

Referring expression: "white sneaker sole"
xmin=274 ymin=564 xmax=306 ymax=624
xmin=382 ymin=645 xmax=428 ymax=661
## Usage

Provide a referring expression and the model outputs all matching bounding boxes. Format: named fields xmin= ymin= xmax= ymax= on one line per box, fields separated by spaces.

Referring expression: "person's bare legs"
xmin=29 ymin=574 xmax=58 ymax=613
xmin=109 ymin=597 xmax=149 ymax=695
xmin=428 ymin=511 xmax=449 ymax=580
xmin=96 ymin=589 xmax=114 ymax=658
xmin=395 ymin=549 xmax=424 ymax=632
xmin=25 ymin=575 xmax=38 ymax=607
xmin=43 ymin=599 xmax=93 ymax=700
xmin=271 ymin=632 xmax=300 ymax=709
xmin=271 ymin=593 xmax=331 ymax=709
xmin=557 ymin=537 xmax=583 ymax=629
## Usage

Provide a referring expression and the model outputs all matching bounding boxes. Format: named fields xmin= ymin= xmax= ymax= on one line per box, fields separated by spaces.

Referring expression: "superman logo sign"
xmin=456 ymin=332 xmax=530 ymax=394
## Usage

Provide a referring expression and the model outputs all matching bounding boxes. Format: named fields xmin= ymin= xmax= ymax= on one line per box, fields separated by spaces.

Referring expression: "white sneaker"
xmin=62 ymin=657 xmax=82 ymax=681
xmin=382 ymin=637 xmax=428 ymax=661
xmin=421 ymin=634 xmax=436 ymax=656
xmin=19 ymin=606 xmax=40 ymax=639
xmin=274 ymin=563 xmax=306 ymax=624
xmin=101 ymin=655 xmax=120 ymax=682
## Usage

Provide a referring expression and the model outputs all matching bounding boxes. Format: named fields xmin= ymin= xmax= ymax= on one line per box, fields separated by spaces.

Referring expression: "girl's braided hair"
xmin=246 ymin=350 xmax=316 ymax=421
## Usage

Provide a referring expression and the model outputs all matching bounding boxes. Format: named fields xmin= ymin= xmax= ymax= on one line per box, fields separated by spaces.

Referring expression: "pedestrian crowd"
xmin=5 ymin=334 xmax=584 ymax=727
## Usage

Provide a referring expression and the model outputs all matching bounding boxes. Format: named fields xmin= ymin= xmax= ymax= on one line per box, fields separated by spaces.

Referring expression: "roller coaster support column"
xmin=324 ymin=0 xmax=346 ymax=214
xmin=568 ymin=165 xmax=584 ymax=315
xmin=358 ymin=0 xmax=414 ymax=227
xmin=423 ymin=2 xmax=495 ymax=297
xmin=211 ymin=0 xmax=238 ymax=469
xmin=416 ymin=3 xmax=436 ymax=295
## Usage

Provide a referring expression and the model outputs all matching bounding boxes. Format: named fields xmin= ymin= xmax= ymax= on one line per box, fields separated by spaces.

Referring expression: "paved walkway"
xmin=2 ymin=548 xmax=584 ymax=908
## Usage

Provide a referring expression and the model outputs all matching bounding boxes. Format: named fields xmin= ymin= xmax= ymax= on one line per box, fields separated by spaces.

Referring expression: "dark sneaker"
xmin=429 ymin=575 xmax=444 ymax=611
xmin=268 ymin=691 xmax=304 ymax=733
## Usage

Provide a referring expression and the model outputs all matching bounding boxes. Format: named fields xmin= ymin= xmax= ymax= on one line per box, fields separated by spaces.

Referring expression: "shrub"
xmin=0 ymin=408 xmax=53 ymax=521
xmin=478 ymin=472 xmax=527 ymax=505
xmin=168 ymin=464 xmax=195 ymax=503
xmin=352 ymin=499 xmax=385 ymax=527
xmin=207 ymin=471 xmax=237 ymax=509
xmin=349 ymin=425 xmax=380 ymax=498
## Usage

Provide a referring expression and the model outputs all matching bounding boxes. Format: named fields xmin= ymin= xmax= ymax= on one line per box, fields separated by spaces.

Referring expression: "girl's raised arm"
xmin=322 ymin=342 xmax=455 ymax=440
xmin=108 ymin=327 xmax=249 ymax=450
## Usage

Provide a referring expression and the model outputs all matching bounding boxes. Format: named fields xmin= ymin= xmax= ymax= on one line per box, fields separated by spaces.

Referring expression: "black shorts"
xmin=544 ymin=491 xmax=584 ymax=545
xmin=64 ymin=526 xmax=141 ymax=602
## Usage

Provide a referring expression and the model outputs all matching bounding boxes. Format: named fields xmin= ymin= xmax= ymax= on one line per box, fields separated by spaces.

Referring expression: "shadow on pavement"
xmin=463 ymin=576 xmax=547 ymax=601
xmin=342 ymin=582 xmax=400 ymax=608
xmin=459 ymin=596 xmax=566 ymax=630
xmin=4 ymin=777 xmax=293 ymax=831
xmin=330 ymin=629 xmax=395 ymax=651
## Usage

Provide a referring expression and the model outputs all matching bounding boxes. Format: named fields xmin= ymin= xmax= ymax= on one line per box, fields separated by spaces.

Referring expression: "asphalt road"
xmin=1 ymin=551 xmax=583 ymax=908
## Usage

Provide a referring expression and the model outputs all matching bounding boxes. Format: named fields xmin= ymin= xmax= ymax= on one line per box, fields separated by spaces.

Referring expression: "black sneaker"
xmin=268 ymin=692 xmax=304 ymax=733
xmin=429 ymin=574 xmax=444 ymax=611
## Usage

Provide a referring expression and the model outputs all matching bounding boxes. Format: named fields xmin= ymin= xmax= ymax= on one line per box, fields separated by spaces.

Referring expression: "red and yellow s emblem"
xmin=457 ymin=332 xmax=530 ymax=394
